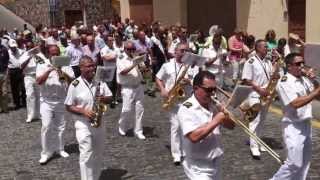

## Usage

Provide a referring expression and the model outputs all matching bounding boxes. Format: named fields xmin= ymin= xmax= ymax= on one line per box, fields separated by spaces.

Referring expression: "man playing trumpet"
xmin=178 ymin=71 xmax=234 ymax=179
xmin=36 ymin=44 xmax=74 ymax=164
xmin=271 ymin=53 xmax=320 ymax=180
xmin=156 ymin=42 xmax=197 ymax=165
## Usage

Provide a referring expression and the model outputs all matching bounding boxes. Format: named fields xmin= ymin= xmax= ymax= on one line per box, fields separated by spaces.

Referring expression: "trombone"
xmin=214 ymin=86 xmax=283 ymax=164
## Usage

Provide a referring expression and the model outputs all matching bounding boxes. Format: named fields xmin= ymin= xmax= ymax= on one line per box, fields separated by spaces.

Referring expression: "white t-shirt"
xmin=8 ymin=48 xmax=24 ymax=69
xmin=100 ymin=45 xmax=117 ymax=67
xmin=276 ymin=73 xmax=314 ymax=122
xmin=65 ymin=44 xmax=83 ymax=66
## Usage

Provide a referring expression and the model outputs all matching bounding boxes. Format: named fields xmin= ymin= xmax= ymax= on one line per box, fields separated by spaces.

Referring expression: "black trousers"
xmin=72 ymin=65 xmax=81 ymax=78
xmin=9 ymin=68 xmax=26 ymax=108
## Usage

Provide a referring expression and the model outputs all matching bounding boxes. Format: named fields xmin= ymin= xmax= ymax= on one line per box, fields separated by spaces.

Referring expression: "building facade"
xmin=119 ymin=0 xmax=320 ymax=42
xmin=15 ymin=0 xmax=113 ymax=27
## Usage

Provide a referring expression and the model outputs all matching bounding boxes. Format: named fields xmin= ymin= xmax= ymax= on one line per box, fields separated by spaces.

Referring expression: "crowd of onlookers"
xmin=0 ymin=16 xmax=305 ymax=113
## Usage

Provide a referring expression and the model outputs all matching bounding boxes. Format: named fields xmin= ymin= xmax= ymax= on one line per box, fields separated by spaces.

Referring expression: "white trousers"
xmin=182 ymin=157 xmax=222 ymax=180
xmin=170 ymin=106 xmax=182 ymax=160
xmin=40 ymin=101 xmax=66 ymax=157
xmin=119 ymin=85 xmax=144 ymax=134
xmin=24 ymin=75 xmax=40 ymax=120
xmin=75 ymin=120 xmax=106 ymax=180
xmin=271 ymin=121 xmax=312 ymax=180
xmin=249 ymin=105 xmax=268 ymax=150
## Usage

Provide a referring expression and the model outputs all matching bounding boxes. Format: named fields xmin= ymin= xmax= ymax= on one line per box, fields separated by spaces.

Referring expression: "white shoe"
xmin=135 ymin=133 xmax=146 ymax=140
xmin=118 ymin=127 xmax=126 ymax=136
xmin=251 ymin=148 xmax=261 ymax=157
xmin=39 ymin=154 xmax=52 ymax=164
xmin=26 ymin=117 xmax=32 ymax=123
xmin=59 ymin=151 xmax=69 ymax=158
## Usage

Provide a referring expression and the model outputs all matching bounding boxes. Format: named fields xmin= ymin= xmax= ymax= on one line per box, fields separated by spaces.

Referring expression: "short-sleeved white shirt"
xmin=36 ymin=57 xmax=74 ymax=104
xmin=116 ymin=52 xmax=143 ymax=87
xmin=242 ymin=55 xmax=273 ymax=98
xmin=65 ymin=44 xmax=83 ymax=66
xmin=64 ymin=76 xmax=112 ymax=122
xmin=202 ymin=46 xmax=227 ymax=74
xmin=8 ymin=48 xmax=24 ymax=69
xmin=178 ymin=95 xmax=223 ymax=161
xmin=276 ymin=73 xmax=314 ymax=122
xmin=156 ymin=58 xmax=197 ymax=95
xmin=100 ymin=45 xmax=117 ymax=67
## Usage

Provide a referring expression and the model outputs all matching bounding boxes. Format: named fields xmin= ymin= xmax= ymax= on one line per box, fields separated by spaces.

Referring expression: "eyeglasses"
xmin=200 ymin=86 xmax=216 ymax=94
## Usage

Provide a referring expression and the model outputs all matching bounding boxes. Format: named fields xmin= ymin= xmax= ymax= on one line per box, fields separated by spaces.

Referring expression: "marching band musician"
xmin=202 ymin=32 xmax=228 ymax=88
xmin=116 ymin=41 xmax=146 ymax=140
xmin=36 ymin=44 xmax=74 ymax=164
xmin=65 ymin=56 xmax=112 ymax=180
xmin=241 ymin=39 xmax=274 ymax=159
xmin=19 ymin=41 xmax=41 ymax=123
xmin=178 ymin=71 xmax=234 ymax=179
xmin=271 ymin=53 xmax=320 ymax=180
xmin=156 ymin=42 xmax=197 ymax=165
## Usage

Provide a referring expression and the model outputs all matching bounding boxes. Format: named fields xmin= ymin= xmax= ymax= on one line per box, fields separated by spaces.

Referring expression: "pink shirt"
xmin=228 ymin=35 xmax=243 ymax=61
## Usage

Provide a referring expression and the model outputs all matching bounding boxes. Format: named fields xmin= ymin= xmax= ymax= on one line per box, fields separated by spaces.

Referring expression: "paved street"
xmin=1 ymin=93 xmax=320 ymax=180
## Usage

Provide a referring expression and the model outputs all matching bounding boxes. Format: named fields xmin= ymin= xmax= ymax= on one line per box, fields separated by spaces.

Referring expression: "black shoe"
xmin=148 ymin=91 xmax=156 ymax=97
xmin=110 ymin=102 xmax=116 ymax=109
xmin=173 ymin=161 xmax=181 ymax=166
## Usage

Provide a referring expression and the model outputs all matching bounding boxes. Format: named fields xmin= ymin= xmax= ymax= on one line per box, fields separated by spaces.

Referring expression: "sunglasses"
xmin=200 ymin=86 xmax=216 ymax=94
xmin=125 ymin=48 xmax=136 ymax=51
xmin=292 ymin=61 xmax=304 ymax=67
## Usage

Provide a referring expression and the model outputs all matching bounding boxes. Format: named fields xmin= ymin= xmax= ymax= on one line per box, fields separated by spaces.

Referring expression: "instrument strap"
xmin=174 ymin=60 xmax=184 ymax=84
xmin=255 ymin=55 xmax=270 ymax=80
xmin=81 ymin=76 xmax=95 ymax=100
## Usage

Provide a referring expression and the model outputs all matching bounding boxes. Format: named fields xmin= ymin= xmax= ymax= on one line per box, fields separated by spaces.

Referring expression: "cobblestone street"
xmin=1 ymin=94 xmax=320 ymax=180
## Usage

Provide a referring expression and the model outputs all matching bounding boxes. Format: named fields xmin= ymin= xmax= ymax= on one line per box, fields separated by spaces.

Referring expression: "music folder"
xmin=181 ymin=52 xmax=207 ymax=67
xmin=51 ymin=56 xmax=70 ymax=67
xmin=227 ymin=85 xmax=252 ymax=108
xmin=95 ymin=66 xmax=116 ymax=83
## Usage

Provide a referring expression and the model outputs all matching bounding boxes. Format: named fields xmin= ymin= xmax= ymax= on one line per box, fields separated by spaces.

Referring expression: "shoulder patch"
xmin=183 ymin=102 xmax=192 ymax=108
xmin=35 ymin=56 xmax=45 ymax=64
xmin=72 ymin=80 xmax=79 ymax=86
xmin=281 ymin=76 xmax=287 ymax=82
xmin=248 ymin=58 xmax=254 ymax=64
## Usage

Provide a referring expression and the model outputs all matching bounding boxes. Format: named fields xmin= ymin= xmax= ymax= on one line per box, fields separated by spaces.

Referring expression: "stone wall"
xmin=15 ymin=0 xmax=50 ymax=27
xmin=15 ymin=0 xmax=112 ymax=27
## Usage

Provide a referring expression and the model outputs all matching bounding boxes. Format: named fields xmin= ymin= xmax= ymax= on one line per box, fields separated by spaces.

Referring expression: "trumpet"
xmin=214 ymin=87 xmax=283 ymax=164
xmin=47 ymin=64 xmax=73 ymax=84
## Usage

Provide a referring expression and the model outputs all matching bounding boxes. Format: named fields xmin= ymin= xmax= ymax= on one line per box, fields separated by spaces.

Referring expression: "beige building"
xmin=118 ymin=0 xmax=320 ymax=42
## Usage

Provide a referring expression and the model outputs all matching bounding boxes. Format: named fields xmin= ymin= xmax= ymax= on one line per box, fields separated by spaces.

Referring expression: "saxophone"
xmin=240 ymin=51 xmax=283 ymax=122
xmin=91 ymin=82 xmax=108 ymax=128
xmin=162 ymin=64 xmax=190 ymax=110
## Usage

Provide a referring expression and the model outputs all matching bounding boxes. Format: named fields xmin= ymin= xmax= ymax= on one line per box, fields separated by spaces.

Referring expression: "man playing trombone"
xmin=271 ymin=53 xmax=320 ymax=180
xmin=177 ymin=71 xmax=234 ymax=180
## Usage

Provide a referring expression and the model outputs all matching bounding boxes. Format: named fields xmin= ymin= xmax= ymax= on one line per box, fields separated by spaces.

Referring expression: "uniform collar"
xmin=189 ymin=95 xmax=215 ymax=115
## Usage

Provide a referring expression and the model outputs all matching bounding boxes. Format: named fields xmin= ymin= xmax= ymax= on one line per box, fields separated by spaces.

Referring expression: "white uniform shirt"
xmin=36 ymin=57 xmax=74 ymax=103
xmin=242 ymin=55 xmax=273 ymax=98
xmin=64 ymin=77 xmax=112 ymax=122
xmin=156 ymin=58 xmax=196 ymax=94
xmin=116 ymin=52 xmax=143 ymax=87
xmin=8 ymin=48 xmax=24 ymax=69
xmin=178 ymin=95 xmax=223 ymax=160
xmin=65 ymin=44 xmax=83 ymax=66
xmin=202 ymin=45 xmax=227 ymax=74
xmin=100 ymin=45 xmax=117 ymax=67
xmin=19 ymin=52 xmax=46 ymax=75
xmin=276 ymin=73 xmax=314 ymax=122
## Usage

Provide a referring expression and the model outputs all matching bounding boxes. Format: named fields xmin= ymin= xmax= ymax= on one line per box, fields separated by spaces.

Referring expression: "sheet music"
xmin=95 ymin=66 xmax=116 ymax=82
xmin=228 ymin=85 xmax=252 ymax=108
xmin=181 ymin=52 xmax=206 ymax=67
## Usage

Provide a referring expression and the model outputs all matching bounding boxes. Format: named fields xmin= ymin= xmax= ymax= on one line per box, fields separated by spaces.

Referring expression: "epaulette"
xmin=35 ymin=55 xmax=45 ymax=64
xmin=72 ymin=80 xmax=79 ymax=86
xmin=248 ymin=58 xmax=254 ymax=64
xmin=183 ymin=102 xmax=192 ymax=108
xmin=281 ymin=76 xmax=287 ymax=82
